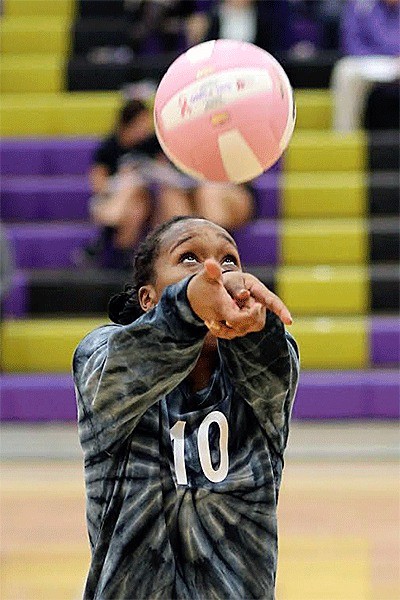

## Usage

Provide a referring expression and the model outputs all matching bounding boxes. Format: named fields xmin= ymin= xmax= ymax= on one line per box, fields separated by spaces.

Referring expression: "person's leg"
xmin=331 ymin=56 xmax=375 ymax=132
xmin=154 ymin=185 xmax=195 ymax=226
xmin=331 ymin=56 xmax=399 ymax=132
xmin=91 ymin=170 xmax=151 ymax=249
xmin=193 ymin=183 xmax=254 ymax=231
xmin=113 ymin=185 xmax=152 ymax=249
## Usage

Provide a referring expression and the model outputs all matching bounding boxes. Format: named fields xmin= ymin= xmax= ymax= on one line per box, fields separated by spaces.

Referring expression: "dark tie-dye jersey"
xmin=73 ymin=278 xmax=299 ymax=600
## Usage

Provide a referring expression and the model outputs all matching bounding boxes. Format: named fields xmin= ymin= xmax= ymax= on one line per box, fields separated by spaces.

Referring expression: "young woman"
xmin=73 ymin=215 xmax=299 ymax=599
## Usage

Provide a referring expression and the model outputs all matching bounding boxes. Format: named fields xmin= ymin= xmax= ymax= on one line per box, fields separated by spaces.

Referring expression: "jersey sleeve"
xmin=218 ymin=311 xmax=300 ymax=455
xmin=73 ymin=278 xmax=207 ymax=457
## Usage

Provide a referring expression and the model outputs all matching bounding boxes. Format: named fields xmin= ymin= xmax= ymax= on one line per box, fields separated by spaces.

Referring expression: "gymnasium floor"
xmin=1 ymin=421 xmax=399 ymax=600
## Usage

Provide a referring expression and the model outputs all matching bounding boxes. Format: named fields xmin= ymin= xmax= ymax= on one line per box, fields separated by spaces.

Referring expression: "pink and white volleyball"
xmin=154 ymin=39 xmax=296 ymax=184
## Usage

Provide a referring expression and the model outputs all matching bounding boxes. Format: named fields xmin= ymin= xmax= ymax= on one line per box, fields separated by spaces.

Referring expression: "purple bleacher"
xmin=366 ymin=371 xmax=400 ymax=418
xmin=0 ymin=138 xmax=98 ymax=176
xmin=0 ymin=171 xmax=281 ymax=222
xmin=251 ymin=171 xmax=280 ymax=218
xmin=233 ymin=219 xmax=278 ymax=265
xmin=293 ymin=370 xmax=400 ymax=419
xmin=1 ymin=370 xmax=398 ymax=422
xmin=0 ymin=140 xmax=46 ymax=176
xmin=5 ymin=223 xmax=99 ymax=269
xmin=294 ymin=371 xmax=368 ymax=419
xmin=44 ymin=138 xmax=98 ymax=175
xmin=1 ymin=176 xmax=90 ymax=221
xmin=371 ymin=316 xmax=400 ymax=366
xmin=0 ymin=374 xmax=76 ymax=421
xmin=1 ymin=271 xmax=28 ymax=318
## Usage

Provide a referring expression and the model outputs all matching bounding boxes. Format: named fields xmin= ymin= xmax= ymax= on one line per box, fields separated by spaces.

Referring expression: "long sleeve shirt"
xmin=73 ymin=277 xmax=300 ymax=600
xmin=340 ymin=0 xmax=400 ymax=57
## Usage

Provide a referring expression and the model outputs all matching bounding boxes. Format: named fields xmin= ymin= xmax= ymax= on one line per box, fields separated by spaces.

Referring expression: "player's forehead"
xmin=160 ymin=219 xmax=237 ymax=252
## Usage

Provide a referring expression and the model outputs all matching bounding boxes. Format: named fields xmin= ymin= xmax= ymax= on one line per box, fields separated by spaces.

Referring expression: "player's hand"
xmin=187 ymin=260 xmax=268 ymax=339
xmin=222 ymin=270 xmax=293 ymax=326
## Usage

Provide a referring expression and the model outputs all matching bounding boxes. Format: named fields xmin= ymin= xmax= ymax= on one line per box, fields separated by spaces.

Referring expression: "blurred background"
xmin=0 ymin=1 xmax=399 ymax=599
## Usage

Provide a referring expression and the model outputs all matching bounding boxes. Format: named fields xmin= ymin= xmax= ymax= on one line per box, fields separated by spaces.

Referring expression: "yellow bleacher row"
xmin=282 ymin=172 xmax=367 ymax=218
xmin=0 ymin=92 xmax=121 ymax=135
xmin=3 ymin=0 xmax=75 ymax=17
xmin=1 ymin=18 xmax=71 ymax=55
xmin=1 ymin=314 xmax=369 ymax=372
xmin=281 ymin=220 xmax=368 ymax=264
xmin=0 ymin=90 xmax=335 ymax=133
xmin=278 ymin=265 xmax=369 ymax=313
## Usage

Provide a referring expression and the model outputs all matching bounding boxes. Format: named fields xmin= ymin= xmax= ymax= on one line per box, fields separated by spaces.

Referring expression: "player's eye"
xmin=222 ymin=254 xmax=238 ymax=266
xmin=179 ymin=252 xmax=199 ymax=264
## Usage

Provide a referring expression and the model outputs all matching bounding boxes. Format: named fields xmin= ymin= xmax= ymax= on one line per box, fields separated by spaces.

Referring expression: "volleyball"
xmin=154 ymin=39 xmax=296 ymax=184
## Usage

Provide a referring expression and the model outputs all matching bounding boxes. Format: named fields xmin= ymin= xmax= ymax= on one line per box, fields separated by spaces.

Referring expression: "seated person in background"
xmin=331 ymin=0 xmax=400 ymax=132
xmin=84 ymin=98 xmax=157 ymax=269
xmin=187 ymin=0 xmax=291 ymax=55
xmin=124 ymin=0 xmax=197 ymax=55
xmin=286 ymin=0 xmax=342 ymax=58
xmin=84 ymin=98 xmax=254 ymax=270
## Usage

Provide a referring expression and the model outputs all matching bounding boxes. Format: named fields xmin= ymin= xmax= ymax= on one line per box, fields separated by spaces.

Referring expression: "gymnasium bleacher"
xmin=1 ymin=0 xmax=399 ymax=423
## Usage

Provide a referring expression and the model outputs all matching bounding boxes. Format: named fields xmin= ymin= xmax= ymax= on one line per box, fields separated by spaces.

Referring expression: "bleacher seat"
xmin=5 ymin=223 xmax=98 ymax=269
xmin=0 ymin=17 xmax=70 ymax=55
xmin=1 ymin=318 xmax=104 ymax=372
xmin=294 ymin=90 xmax=332 ymax=129
xmin=281 ymin=219 xmax=368 ymax=265
xmin=0 ymin=137 xmax=97 ymax=176
xmin=0 ymin=93 xmax=120 ymax=135
xmin=4 ymin=0 xmax=75 ymax=18
xmin=293 ymin=369 xmax=400 ymax=419
xmin=0 ymin=55 xmax=63 ymax=93
xmin=1 ymin=176 xmax=90 ymax=221
xmin=284 ymin=131 xmax=366 ymax=172
xmin=277 ymin=266 xmax=369 ymax=315
xmin=281 ymin=172 xmax=366 ymax=218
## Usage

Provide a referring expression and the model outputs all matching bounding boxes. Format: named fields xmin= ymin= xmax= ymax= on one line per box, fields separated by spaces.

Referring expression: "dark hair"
xmin=117 ymin=99 xmax=147 ymax=128
xmin=108 ymin=215 xmax=196 ymax=325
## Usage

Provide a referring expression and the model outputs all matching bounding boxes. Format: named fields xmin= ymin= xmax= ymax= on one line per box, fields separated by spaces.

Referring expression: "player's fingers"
xmin=247 ymin=280 xmax=293 ymax=325
xmin=235 ymin=289 xmax=250 ymax=301
xmin=234 ymin=289 xmax=251 ymax=309
xmin=264 ymin=291 xmax=293 ymax=325
xmin=223 ymin=274 xmax=247 ymax=298
xmin=219 ymin=301 xmax=265 ymax=334
xmin=203 ymin=259 xmax=223 ymax=282
xmin=204 ymin=320 xmax=238 ymax=339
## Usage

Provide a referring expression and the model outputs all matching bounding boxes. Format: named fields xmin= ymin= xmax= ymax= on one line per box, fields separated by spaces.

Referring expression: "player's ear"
xmin=138 ymin=285 xmax=158 ymax=312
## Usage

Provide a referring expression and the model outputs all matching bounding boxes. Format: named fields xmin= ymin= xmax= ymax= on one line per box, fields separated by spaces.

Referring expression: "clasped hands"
xmin=187 ymin=259 xmax=292 ymax=340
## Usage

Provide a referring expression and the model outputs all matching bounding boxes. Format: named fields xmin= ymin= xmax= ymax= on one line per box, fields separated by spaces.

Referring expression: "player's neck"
xmin=187 ymin=335 xmax=218 ymax=393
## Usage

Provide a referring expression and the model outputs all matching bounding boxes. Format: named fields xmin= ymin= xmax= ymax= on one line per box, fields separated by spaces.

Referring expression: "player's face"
xmin=139 ymin=219 xmax=242 ymax=311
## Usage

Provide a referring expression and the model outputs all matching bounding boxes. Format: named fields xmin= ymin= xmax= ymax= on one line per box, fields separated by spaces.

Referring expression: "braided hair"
xmin=108 ymin=215 xmax=196 ymax=325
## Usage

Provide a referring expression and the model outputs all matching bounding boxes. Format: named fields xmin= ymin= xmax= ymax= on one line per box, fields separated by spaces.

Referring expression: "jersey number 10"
xmin=170 ymin=410 xmax=229 ymax=485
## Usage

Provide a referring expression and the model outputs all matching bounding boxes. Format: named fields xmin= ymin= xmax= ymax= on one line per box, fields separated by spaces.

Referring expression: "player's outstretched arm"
xmin=73 ymin=279 xmax=208 ymax=457
xmin=213 ymin=269 xmax=299 ymax=452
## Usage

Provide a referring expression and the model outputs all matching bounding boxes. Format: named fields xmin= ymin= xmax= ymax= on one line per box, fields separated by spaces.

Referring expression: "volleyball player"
xmin=73 ymin=215 xmax=299 ymax=599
